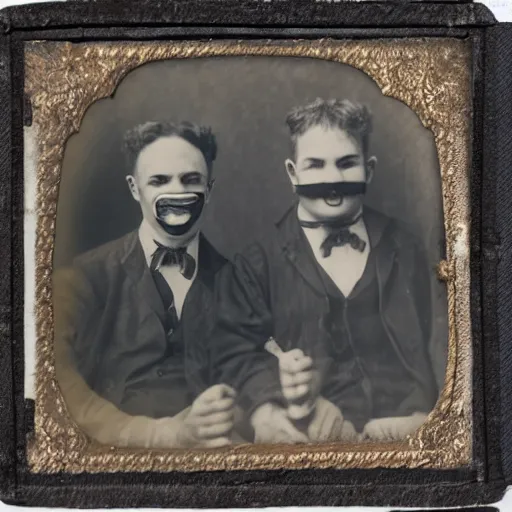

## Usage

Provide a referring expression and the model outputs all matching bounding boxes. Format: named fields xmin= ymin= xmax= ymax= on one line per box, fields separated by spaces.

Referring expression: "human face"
xmin=126 ymin=136 xmax=210 ymax=243
xmin=286 ymin=125 xmax=375 ymax=223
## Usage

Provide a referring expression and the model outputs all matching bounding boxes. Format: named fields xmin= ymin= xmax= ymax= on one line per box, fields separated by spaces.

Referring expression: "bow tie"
xmin=150 ymin=240 xmax=196 ymax=280
xmin=320 ymin=229 xmax=367 ymax=258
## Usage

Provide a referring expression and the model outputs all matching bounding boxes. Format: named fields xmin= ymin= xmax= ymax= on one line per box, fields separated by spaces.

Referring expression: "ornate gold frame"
xmin=25 ymin=38 xmax=472 ymax=473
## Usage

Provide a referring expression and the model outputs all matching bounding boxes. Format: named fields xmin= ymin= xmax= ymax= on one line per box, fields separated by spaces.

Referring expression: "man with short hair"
xmin=213 ymin=98 xmax=439 ymax=443
xmin=54 ymin=121 xmax=236 ymax=448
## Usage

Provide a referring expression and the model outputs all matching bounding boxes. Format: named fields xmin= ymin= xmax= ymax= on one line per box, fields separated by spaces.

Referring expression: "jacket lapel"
xmin=182 ymin=235 xmax=227 ymax=392
xmin=120 ymin=230 xmax=166 ymax=321
xmin=364 ymin=208 xmax=395 ymax=290
xmin=182 ymin=234 xmax=226 ymax=319
xmin=277 ymin=205 xmax=327 ymax=296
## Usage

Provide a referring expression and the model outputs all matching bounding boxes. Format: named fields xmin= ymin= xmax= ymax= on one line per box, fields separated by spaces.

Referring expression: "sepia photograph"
xmin=0 ymin=0 xmax=499 ymax=504
xmin=35 ymin=53 xmax=449 ymax=450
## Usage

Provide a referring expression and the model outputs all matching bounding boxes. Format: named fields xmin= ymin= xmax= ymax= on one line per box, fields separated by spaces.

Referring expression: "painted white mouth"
xmin=154 ymin=193 xmax=198 ymax=226
xmin=162 ymin=211 xmax=191 ymax=226
xmin=324 ymin=194 xmax=343 ymax=207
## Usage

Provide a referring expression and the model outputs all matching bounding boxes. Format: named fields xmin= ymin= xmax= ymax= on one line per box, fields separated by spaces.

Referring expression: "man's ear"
xmin=365 ymin=156 xmax=377 ymax=184
xmin=205 ymin=178 xmax=215 ymax=203
xmin=285 ymin=158 xmax=298 ymax=186
xmin=126 ymin=175 xmax=140 ymax=201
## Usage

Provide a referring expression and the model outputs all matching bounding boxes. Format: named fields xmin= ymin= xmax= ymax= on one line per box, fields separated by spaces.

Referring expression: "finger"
xmin=271 ymin=429 xmax=309 ymax=444
xmin=284 ymin=383 xmax=310 ymax=401
xmin=377 ymin=423 xmax=391 ymax=441
xmin=200 ymin=383 xmax=237 ymax=402
xmin=201 ymin=436 xmax=232 ymax=448
xmin=197 ymin=421 xmax=233 ymax=440
xmin=313 ymin=408 xmax=339 ymax=442
xmin=217 ymin=383 xmax=236 ymax=398
xmin=194 ymin=397 xmax=235 ymax=416
xmin=283 ymin=348 xmax=306 ymax=361
xmin=308 ymin=413 xmax=324 ymax=442
xmin=324 ymin=411 xmax=341 ymax=440
xmin=283 ymin=356 xmax=313 ymax=374
xmin=197 ymin=409 xmax=234 ymax=426
xmin=280 ymin=354 xmax=313 ymax=373
xmin=281 ymin=370 xmax=313 ymax=387
xmin=197 ymin=384 xmax=226 ymax=403
xmin=362 ymin=421 xmax=372 ymax=437
xmin=329 ymin=416 xmax=343 ymax=441
xmin=340 ymin=420 xmax=358 ymax=442
xmin=381 ymin=419 xmax=396 ymax=439
xmin=363 ymin=421 xmax=386 ymax=441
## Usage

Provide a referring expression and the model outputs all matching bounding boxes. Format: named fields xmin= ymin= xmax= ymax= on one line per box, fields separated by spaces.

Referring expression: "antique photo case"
xmin=0 ymin=0 xmax=510 ymax=508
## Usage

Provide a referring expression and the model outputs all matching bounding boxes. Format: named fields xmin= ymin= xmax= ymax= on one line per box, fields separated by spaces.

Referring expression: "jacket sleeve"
xmin=212 ymin=245 xmax=283 ymax=416
xmin=53 ymin=268 xmax=186 ymax=448
xmin=396 ymin=232 xmax=439 ymax=416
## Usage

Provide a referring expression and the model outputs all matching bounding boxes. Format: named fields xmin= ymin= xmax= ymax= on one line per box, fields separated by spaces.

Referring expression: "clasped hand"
xmin=251 ymin=348 xmax=357 ymax=444
xmin=178 ymin=383 xmax=236 ymax=448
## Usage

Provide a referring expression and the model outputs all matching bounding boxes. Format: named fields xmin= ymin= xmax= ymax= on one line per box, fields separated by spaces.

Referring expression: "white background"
xmin=5 ymin=0 xmax=512 ymax=509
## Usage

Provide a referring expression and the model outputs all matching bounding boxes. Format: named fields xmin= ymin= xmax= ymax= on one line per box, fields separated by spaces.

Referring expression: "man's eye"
xmin=306 ymin=160 xmax=324 ymax=169
xmin=181 ymin=174 xmax=203 ymax=185
xmin=148 ymin=176 xmax=169 ymax=186
xmin=337 ymin=158 xmax=359 ymax=170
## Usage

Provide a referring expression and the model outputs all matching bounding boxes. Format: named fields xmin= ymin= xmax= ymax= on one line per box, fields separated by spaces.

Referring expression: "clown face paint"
xmin=127 ymin=135 xmax=210 ymax=242
xmin=153 ymin=192 xmax=206 ymax=236
xmin=286 ymin=126 xmax=374 ymax=223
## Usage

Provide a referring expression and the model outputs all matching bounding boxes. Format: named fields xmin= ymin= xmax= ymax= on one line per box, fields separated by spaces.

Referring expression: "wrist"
xmin=176 ymin=410 xmax=198 ymax=448
xmin=250 ymin=402 xmax=279 ymax=428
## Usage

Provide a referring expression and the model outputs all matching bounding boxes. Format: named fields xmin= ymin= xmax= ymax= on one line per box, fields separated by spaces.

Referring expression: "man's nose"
xmin=323 ymin=164 xmax=345 ymax=182
xmin=164 ymin=180 xmax=188 ymax=193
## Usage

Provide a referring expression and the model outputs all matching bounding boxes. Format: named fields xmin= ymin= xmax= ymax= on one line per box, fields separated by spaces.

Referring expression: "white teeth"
xmin=163 ymin=211 xmax=191 ymax=226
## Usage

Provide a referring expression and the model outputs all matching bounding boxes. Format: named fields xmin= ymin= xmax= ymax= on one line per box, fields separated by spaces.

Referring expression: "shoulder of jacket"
xmin=74 ymin=231 xmax=136 ymax=271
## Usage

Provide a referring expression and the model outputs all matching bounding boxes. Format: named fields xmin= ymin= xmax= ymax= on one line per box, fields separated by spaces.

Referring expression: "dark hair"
xmin=285 ymin=98 xmax=373 ymax=157
xmin=123 ymin=121 xmax=218 ymax=176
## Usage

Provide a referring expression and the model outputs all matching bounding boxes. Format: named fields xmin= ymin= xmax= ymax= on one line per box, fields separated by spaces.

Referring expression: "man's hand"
xmin=251 ymin=402 xmax=309 ymax=444
xmin=308 ymin=397 xmax=358 ymax=443
xmin=178 ymin=384 xmax=236 ymax=448
xmin=362 ymin=412 xmax=428 ymax=441
xmin=278 ymin=348 xmax=319 ymax=419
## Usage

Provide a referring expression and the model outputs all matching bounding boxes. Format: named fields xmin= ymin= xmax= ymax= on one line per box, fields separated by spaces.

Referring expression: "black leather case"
xmin=0 ymin=0 xmax=510 ymax=508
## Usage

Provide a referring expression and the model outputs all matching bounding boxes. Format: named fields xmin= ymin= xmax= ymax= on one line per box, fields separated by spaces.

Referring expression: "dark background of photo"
xmin=55 ymin=56 xmax=448 ymax=387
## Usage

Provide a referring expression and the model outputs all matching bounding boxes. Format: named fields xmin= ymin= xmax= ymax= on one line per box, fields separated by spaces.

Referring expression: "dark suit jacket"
xmin=53 ymin=230 xmax=227 ymax=419
xmin=212 ymin=205 xmax=439 ymax=428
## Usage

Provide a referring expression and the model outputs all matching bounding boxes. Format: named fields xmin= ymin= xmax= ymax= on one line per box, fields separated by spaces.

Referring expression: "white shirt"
xmin=301 ymin=216 xmax=370 ymax=297
xmin=138 ymin=221 xmax=199 ymax=319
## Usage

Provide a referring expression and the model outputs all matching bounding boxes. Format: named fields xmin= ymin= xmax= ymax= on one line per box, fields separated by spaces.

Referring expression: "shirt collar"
xmin=299 ymin=212 xmax=369 ymax=248
xmin=138 ymin=220 xmax=200 ymax=269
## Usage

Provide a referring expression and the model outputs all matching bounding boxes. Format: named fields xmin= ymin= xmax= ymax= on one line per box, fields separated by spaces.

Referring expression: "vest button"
xmin=157 ymin=369 xmax=164 ymax=377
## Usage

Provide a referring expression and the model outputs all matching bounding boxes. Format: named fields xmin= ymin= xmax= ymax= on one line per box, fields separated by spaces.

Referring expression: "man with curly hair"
xmin=54 ymin=121 xmax=237 ymax=449
xmin=213 ymin=98 xmax=439 ymax=444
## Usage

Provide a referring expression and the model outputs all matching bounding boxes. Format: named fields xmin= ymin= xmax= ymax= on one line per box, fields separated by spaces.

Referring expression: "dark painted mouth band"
xmin=295 ymin=181 xmax=366 ymax=199
xmin=153 ymin=192 xmax=206 ymax=237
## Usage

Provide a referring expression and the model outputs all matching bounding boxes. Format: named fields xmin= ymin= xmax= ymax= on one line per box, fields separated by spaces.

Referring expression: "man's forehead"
xmin=295 ymin=126 xmax=362 ymax=156
xmin=135 ymin=136 xmax=208 ymax=174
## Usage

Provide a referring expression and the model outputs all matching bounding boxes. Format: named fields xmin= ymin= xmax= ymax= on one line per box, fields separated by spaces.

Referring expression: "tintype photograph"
xmin=0 ymin=0 xmax=507 ymax=506
xmin=23 ymin=39 xmax=473 ymax=474
xmin=36 ymin=50 xmax=449 ymax=450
